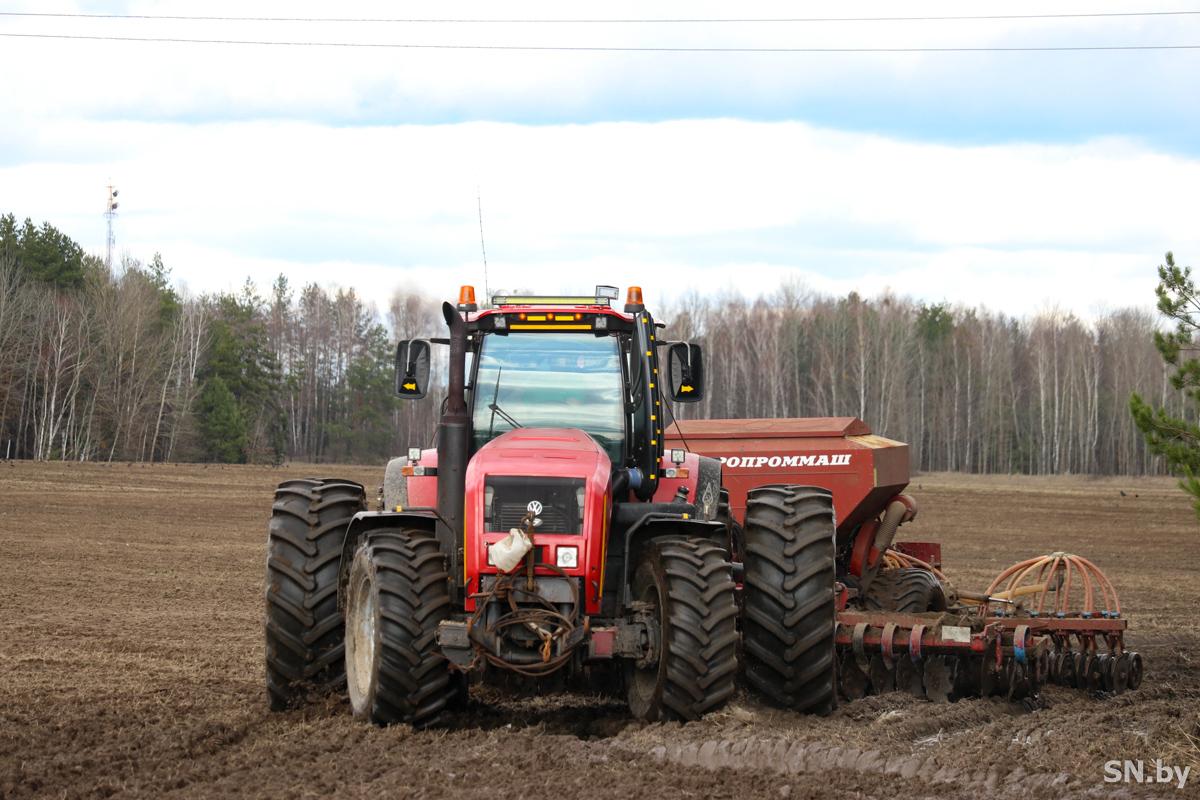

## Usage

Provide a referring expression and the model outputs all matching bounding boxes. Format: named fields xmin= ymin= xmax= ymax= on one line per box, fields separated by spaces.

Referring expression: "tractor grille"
xmin=486 ymin=475 xmax=584 ymax=534
xmin=496 ymin=504 xmax=572 ymax=533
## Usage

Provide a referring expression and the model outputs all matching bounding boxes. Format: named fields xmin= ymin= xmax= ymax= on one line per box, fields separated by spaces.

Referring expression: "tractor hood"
xmin=464 ymin=428 xmax=613 ymax=612
xmin=470 ymin=427 xmax=611 ymax=479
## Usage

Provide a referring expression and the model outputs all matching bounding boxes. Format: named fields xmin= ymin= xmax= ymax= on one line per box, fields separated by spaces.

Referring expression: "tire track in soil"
xmin=644 ymin=736 xmax=1072 ymax=797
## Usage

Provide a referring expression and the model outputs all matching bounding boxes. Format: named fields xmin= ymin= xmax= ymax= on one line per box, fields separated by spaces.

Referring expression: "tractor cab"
xmin=428 ymin=284 xmax=706 ymax=503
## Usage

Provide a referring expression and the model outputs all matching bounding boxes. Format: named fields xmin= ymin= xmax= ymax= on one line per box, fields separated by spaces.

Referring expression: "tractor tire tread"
xmin=357 ymin=530 xmax=456 ymax=728
xmin=653 ymin=539 xmax=740 ymax=721
xmin=265 ymin=477 xmax=365 ymax=711
xmin=741 ymin=485 xmax=837 ymax=715
xmin=863 ymin=568 xmax=947 ymax=614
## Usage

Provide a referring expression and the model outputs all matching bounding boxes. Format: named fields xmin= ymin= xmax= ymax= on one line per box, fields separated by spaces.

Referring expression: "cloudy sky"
xmin=1 ymin=0 xmax=1198 ymax=317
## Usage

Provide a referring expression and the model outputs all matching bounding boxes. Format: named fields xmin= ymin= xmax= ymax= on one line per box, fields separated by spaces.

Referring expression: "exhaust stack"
xmin=437 ymin=301 xmax=470 ymax=590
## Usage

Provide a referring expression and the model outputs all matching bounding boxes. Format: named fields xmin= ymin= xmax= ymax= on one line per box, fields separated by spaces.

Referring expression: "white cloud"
xmin=2 ymin=117 xmax=1188 ymax=318
xmin=1 ymin=1 xmax=1197 ymax=320
xmin=1 ymin=0 xmax=1198 ymax=145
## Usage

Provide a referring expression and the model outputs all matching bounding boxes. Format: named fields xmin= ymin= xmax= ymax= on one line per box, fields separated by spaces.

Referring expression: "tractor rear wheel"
xmin=344 ymin=528 xmax=456 ymax=728
xmin=863 ymin=568 xmax=947 ymax=613
xmin=741 ymin=485 xmax=838 ymax=715
xmin=626 ymin=538 xmax=739 ymax=721
xmin=265 ymin=477 xmax=365 ymax=710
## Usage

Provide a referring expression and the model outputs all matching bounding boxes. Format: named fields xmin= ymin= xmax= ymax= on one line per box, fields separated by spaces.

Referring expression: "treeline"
xmin=0 ymin=212 xmax=1185 ymax=475
xmin=664 ymin=287 xmax=1184 ymax=476
xmin=0 ymin=213 xmax=438 ymax=464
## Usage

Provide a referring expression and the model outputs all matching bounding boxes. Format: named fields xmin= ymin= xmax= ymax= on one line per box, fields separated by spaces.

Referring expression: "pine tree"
xmin=13 ymin=217 xmax=87 ymax=288
xmin=196 ymin=376 xmax=247 ymax=463
xmin=1130 ymin=252 xmax=1200 ymax=518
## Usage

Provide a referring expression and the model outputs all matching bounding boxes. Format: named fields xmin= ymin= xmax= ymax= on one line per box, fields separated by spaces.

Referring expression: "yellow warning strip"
xmin=509 ymin=324 xmax=593 ymax=331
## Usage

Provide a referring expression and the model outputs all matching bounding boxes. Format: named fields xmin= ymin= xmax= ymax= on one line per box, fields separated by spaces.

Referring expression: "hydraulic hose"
xmin=858 ymin=496 xmax=916 ymax=597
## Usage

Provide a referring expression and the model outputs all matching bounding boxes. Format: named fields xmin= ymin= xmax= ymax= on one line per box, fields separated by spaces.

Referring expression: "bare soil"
xmin=1 ymin=462 xmax=1197 ymax=798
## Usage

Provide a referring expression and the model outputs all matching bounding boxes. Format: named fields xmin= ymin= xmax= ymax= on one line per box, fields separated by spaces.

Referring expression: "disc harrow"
xmin=834 ymin=551 xmax=1142 ymax=705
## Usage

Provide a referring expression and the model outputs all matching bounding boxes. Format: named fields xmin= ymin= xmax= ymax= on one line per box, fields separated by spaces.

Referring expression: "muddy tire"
xmin=626 ymin=539 xmax=739 ymax=721
xmin=863 ymin=568 xmax=947 ymax=613
xmin=344 ymin=529 xmax=455 ymax=728
xmin=265 ymin=477 xmax=365 ymax=710
xmin=741 ymin=485 xmax=837 ymax=715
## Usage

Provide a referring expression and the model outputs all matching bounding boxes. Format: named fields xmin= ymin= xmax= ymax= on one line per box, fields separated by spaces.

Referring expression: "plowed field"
xmin=2 ymin=462 xmax=1197 ymax=798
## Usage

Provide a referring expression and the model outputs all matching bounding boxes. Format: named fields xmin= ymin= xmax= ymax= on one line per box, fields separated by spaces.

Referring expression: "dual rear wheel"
xmin=627 ymin=484 xmax=840 ymax=720
xmin=264 ymin=476 xmax=458 ymax=728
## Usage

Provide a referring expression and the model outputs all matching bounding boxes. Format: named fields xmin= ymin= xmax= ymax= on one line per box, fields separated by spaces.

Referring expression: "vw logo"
xmin=527 ymin=500 xmax=543 ymax=516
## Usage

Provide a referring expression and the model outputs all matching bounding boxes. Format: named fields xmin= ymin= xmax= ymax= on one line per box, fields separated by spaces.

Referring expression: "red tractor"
xmin=265 ymin=286 xmax=1140 ymax=727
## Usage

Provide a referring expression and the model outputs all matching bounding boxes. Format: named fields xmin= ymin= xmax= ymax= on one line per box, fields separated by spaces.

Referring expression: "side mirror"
xmin=395 ymin=339 xmax=431 ymax=399
xmin=667 ymin=342 xmax=704 ymax=403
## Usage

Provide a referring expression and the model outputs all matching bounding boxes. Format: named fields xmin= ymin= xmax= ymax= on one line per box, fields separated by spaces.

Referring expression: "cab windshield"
xmin=471 ymin=332 xmax=624 ymax=463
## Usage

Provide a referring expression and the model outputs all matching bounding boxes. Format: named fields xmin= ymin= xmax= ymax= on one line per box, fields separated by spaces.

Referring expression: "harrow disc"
xmin=868 ymin=655 xmax=895 ymax=694
xmin=838 ymin=654 xmax=870 ymax=700
xmin=1050 ymin=651 xmax=1067 ymax=685
xmin=1097 ymin=654 xmax=1115 ymax=692
xmin=1035 ymin=649 xmax=1051 ymax=686
xmin=923 ymin=657 xmax=956 ymax=704
xmin=1004 ymin=659 xmax=1031 ymax=701
xmin=1083 ymin=654 xmax=1105 ymax=692
xmin=1073 ymin=651 xmax=1087 ymax=688
xmin=1127 ymin=652 xmax=1144 ymax=689
xmin=1109 ymin=653 xmax=1130 ymax=692
xmin=894 ymin=657 xmax=924 ymax=697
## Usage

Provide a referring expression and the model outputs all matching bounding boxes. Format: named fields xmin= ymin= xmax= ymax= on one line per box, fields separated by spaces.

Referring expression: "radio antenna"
xmin=477 ymin=188 xmax=490 ymax=306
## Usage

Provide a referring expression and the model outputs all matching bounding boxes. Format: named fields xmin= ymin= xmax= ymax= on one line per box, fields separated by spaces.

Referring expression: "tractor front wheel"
xmin=741 ymin=485 xmax=838 ymax=715
xmin=626 ymin=538 xmax=739 ymax=721
xmin=344 ymin=528 xmax=456 ymax=728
